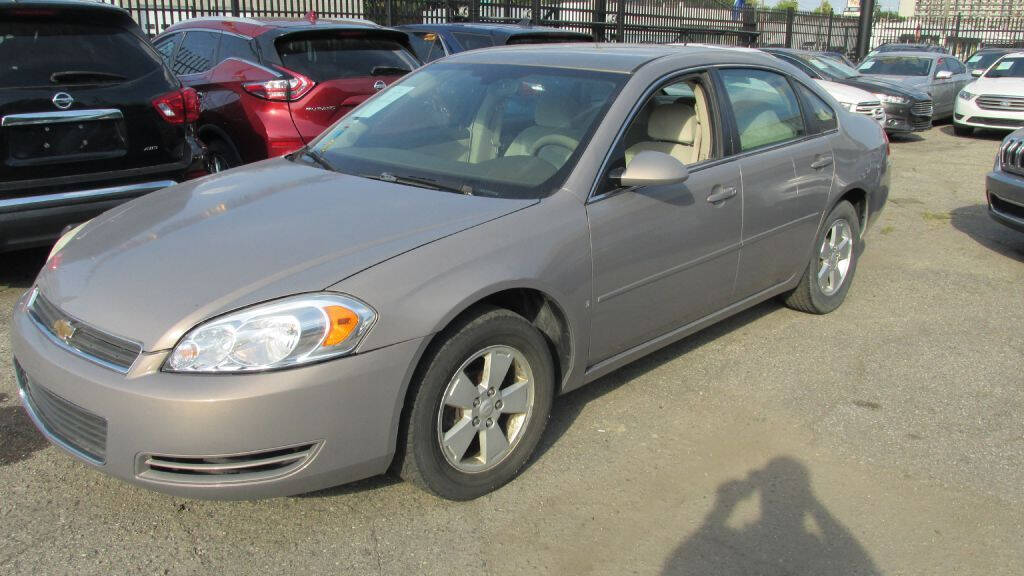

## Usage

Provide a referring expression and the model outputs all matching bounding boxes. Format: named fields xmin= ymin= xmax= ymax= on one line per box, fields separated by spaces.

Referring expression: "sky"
xmin=794 ymin=0 xmax=899 ymax=11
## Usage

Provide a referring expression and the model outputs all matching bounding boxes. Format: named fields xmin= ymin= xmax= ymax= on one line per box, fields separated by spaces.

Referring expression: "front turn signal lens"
xmin=323 ymin=305 xmax=359 ymax=347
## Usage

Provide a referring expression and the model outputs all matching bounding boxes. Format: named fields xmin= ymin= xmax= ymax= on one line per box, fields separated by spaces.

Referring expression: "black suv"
xmin=0 ymin=0 xmax=206 ymax=252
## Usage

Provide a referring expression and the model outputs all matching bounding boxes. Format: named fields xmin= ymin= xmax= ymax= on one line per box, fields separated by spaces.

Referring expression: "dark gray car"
xmin=857 ymin=51 xmax=971 ymax=120
xmin=987 ymin=128 xmax=1024 ymax=232
xmin=12 ymin=45 xmax=890 ymax=500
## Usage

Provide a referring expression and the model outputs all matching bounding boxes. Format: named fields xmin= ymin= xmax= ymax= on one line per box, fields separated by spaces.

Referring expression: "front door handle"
xmin=707 ymin=186 xmax=737 ymax=204
xmin=810 ymin=155 xmax=833 ymax=169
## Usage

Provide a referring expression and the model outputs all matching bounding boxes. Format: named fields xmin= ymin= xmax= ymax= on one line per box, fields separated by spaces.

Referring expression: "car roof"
xmin=401 ymin=22 xmax=588 ymax=34
xmin=162 ymin=15 xmax=384 ymax=38
xmin=867 ymin=51 xmax=944 ymax=60
xmin=0 ymin=0 xmax=130 ymax=17
xmin=443 ymin=43 xmax=778 ymax=74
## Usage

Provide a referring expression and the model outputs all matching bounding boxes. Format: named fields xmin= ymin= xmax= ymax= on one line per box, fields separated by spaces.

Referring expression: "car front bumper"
xmin=881 ymin=101 xmax=932 ymax=134
xmin=955 ymin=98 xmax=1024 ymax=131
xmin=11 ymin=290 xmax=424 ymax=499
xmin=986 ymin=169 xmax=1024 ymax=232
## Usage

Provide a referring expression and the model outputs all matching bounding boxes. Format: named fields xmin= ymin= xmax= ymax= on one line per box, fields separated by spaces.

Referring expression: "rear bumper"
xmin=986 ymin=169 xmax=1024 ymax=232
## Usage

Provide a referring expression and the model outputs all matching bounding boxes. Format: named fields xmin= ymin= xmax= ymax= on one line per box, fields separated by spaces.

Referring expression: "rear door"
xmin=273 ymin=30 xmax=420 ymax=142
xmin=0 ymin=13 xmax=187 ymax=189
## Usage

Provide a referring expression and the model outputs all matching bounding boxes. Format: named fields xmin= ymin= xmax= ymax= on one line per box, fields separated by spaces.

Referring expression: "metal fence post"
xmin=855 ymin=0 xmax=875 ymax=60
xmin=616 ymin=0 xmax=625 ymax=42
xmin=230 ymin=0 xmax=240 ymax=17
xmin=386 ymin=0 xmax=394 ymax=26
xmin=742 ymin=7 xmax=757 ymax=47
xmin=470 ymin=0 xmax=480 ymax=22
xmin=531 ymin=0 xmax=541 ymax=24
xmin=826 ymin=12 xmax=833 ymax=50
xmin=951 ymin=12 xmax=961 ymax=54
xmin=785 ymin=8 xmax=794 ymax=48
xmin=594 ymin=0 xmax=608 ymax=42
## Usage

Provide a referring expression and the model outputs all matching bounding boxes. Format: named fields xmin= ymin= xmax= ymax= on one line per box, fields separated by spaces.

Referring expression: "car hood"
xmin=37 ymin=158 xmax=536 ymax=351
xmin=840 ymin=77 xmax=930 ymax=100
xmin=814 ymin=79 xmax=875 ymax=103
xmin=853 ymin=75 xmax=932 ymax=95
xmin=967 ymin=76 xmax=1024 ymax=95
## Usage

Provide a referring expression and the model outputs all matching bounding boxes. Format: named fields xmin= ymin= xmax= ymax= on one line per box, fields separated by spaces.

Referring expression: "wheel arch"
xmin=834 ymin=186 xmax=869 ymax=236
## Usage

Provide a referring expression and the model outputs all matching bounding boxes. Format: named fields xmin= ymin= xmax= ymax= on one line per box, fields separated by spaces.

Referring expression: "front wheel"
xmin=396 ymin=307 xmax=554 ymax=500
xmin=782 ymin=201 xmax=861 ymax=314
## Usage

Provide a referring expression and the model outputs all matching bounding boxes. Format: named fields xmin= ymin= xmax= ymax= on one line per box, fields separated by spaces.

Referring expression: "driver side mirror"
xmin=971 ymin=69 xmax=984 ymax=77
xmin=610 ymin=151 xmax=690 ymax=189
xmin=935 ymin=70 xmax=953 ymax=80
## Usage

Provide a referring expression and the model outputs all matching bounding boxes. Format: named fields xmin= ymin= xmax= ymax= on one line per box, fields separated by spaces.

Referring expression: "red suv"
xmin=153 ymin=17 xmax=419 ymax=171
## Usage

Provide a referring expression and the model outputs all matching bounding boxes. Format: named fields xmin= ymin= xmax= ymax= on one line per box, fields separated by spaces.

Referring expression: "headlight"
xmin=874 ymin=93 xmax=909 ymax=105
xmin=838 ymin=101 xmax=856 ymax=112
xmin=48 ymin=220 xmax=90 ymax=260
xmin=164 ymin=293 xmax=376 ymax=373
xmin=958 ymin=89 xmax=975 ymax=101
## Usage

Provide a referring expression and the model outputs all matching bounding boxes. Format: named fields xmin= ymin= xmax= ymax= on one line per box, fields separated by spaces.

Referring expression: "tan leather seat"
xmin=505 ymin=96 xmax=580 ymax=167
xmin=625 ymin=103 xmax=700 ymax=166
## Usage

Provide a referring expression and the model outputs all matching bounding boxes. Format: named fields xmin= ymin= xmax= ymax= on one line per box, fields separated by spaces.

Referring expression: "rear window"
xmin=505 ymin=34 xmax=592 ymax=46
xmin=0 ymin=19 xmax=162 ymax=89
xmin=276 ymin=33 xmax=418 ymax=81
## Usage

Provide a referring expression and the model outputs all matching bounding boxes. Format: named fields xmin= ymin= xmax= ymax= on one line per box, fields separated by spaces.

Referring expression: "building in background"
xmin=844 ymin=0 xmax=862 ymax=17
xmin=913 ymin=0 xmax=1021 ymax=19
xmin=898 ymin=0 xmax=916 ymax=17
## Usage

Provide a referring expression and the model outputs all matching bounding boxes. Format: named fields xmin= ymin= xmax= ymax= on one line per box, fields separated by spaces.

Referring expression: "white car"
xmin=954 ymin=52 xmax=1024 ymax=135
xmin=815 ymin=79 xmax=886 ymax=126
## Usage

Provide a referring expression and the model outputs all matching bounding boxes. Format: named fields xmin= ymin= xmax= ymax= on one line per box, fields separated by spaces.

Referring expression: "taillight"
xmin=242 ymin=68 xmax=315 ymax=102
xmin=153 ymin=88 xmax=201 ymax=124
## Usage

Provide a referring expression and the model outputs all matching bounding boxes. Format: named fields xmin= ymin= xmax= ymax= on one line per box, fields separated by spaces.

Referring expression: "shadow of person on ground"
xmin=662 ymin=457 xmax=882 ymax=576
xmin=950 ymin=204 xmax=1024 ymax=263
xmin=0 ymin=392 xmax=50 ymax=467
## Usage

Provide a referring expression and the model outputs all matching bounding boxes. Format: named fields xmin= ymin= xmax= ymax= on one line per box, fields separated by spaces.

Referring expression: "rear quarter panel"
xmin=832 ymin=111 xmax=890 ymax=232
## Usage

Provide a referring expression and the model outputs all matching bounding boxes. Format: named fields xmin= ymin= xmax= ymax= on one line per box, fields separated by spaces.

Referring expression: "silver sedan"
xmin=12 ymin=45 xmax=890 ymax=500
xmin=857 ymin=51 xmax=972 ymax=120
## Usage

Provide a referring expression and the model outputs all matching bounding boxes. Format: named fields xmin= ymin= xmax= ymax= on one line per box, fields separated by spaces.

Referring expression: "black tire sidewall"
xmin=806 ymin=201 xmax=861 ymax=313
xmin=206 ymin=138 xmax=241 ymax=172
xmin=407 ymin=309 xmax=555 ymax=500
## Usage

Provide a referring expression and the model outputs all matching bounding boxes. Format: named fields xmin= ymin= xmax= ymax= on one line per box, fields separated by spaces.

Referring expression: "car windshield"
xmin=985 ymin=57 xmax=1024 ymax=78
xmin=803 ymin=54 xmax=859 ymax=79
xmin=858 ymin=56 xmax=932 ymax=77
xmin=967 ymin=51 xmax=1009 ymax=70
xmin=306 ymin=63 xmax=626 ymax=199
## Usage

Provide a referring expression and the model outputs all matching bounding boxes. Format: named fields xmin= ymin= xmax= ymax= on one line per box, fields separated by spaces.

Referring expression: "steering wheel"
xmin=528 ymin=134 xmax=578 ymax=157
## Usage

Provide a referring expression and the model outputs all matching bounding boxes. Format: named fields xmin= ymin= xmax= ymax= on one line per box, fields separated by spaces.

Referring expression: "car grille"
xmin=990 ymin=193 xmax=1024 ymax=221
xmin=911 ymin=100 xmax=934 ymax=117
xmin=15 ymin=361 xmax=107 ymax=463
xmin=977 ymin=95 xmax=1024 ymax=111
xmin=855 ymin=101 xmax=885 ymax=121
xmin=28 ymin=290 xmax=141 ymax=373
xmin=137 ymin=443 xmax=319 ymax=484
xmin=999 ymin=137 xmax=1024 ymax=176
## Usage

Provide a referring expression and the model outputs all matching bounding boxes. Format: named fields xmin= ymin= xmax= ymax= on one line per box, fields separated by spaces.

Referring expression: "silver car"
xmin=12 ymin=45 xmax=890 ymax=500
xmin=857 ymin=51 xmax=971 ymax=120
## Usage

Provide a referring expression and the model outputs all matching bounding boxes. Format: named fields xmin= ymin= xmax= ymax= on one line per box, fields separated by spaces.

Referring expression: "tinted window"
xmin=505 ymin=34 xmax=591 ymax=45
xmin=0 ymin=19 xmax=163 ymax=88
xmin=720 ymin=69 xmax=805 ymax=152
xmin=407 ymin=31 xmax=446 ymax=63
xmin=858 ymin=56 xmax=932 ymax=76
xmin=452 ymin=33 xmax=494 ymax=51
xmin=967 ymin=51 xmax=1008 ymax=70
xmin=218 ymin=34 xmax=259 ymax=63
xmin=796 ymin=84 xmax=836 ymax=134
xmin=985 ymin=57 xmax=1024 ymax=78
xmin=174 ymin=31 xmax=220 ymax=75
xmin=949 ymin=58 xmax=966 ymax=74
xmin=153 ymin=33 xmax=180 ymax=65
xmin=276 ymin=34 xmax=418 ymax=81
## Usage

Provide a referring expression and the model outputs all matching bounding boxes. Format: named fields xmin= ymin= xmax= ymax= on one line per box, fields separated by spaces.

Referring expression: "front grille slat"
xmin=28 ymin=291 xmax=141 ymax=373
xmin=1000 ymin=137 xmax=1024 ymax=176
xmin=16 ymin=362 xmax=107 ymax=463
xmin=911 ymin=100 xmax=934 ymax=117
xmin=977 ymin=95 xmax=1024 ymax=111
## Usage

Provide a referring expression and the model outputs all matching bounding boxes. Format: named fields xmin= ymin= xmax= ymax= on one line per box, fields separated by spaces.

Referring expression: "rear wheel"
xmin=396 ymin=307 xmax=554 ymax=500
xmin=205 ymin=137 xmax=242 ymax=173
xmin=953 ymin=123 xmax=973 ymax=137
xmin=782 ymin=201 xmax=860 ymax=314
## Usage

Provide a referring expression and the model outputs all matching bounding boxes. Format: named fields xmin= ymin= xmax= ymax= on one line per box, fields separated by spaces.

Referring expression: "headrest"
xmin=647 ymin=104 xmax=698 ymax=145
xmin=535 ymin=96 xmax=574 ymax=129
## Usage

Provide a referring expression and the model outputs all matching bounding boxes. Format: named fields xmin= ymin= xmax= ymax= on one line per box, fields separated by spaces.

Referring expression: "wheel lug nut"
xmin=495 ymin=401 xmax=503 ymax=410
xmin=485 ymin=418 xmax=493 ymax=427
xmin=487 ymin=388 xmax=496 ymax=397
xmin=472 ymin=417 xmax=480 ymax=426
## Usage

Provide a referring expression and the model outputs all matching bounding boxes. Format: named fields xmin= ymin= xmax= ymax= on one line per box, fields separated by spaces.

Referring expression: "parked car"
xmin=813 ymin=50 xmax=857 ymax=68
xmin=763 ymin=48 xmax=933 ymax=134
xmin=954 ymin=53 xmax=1024 ymax=135
xmin=0 ymin=0 xmax=206 ymax=252
xmin=152 ymin=16 xmax=419 ymax=171
xmin=398 ymin=23 xmax=593 ymax=63
xmin=964 ymin=47 xmax=1017 ymax=77
xmin=814 ymin=80 xmax=886 ymax=126
xmin=13 ymin=44 xmax=889 ymax=501
xmin=987 ymin=128 xmax=1024 ymax=232
xmin=857 ymin=52 xmax=971 ymax=121
xmin=865 ymin=42 xmax=949 ymax=61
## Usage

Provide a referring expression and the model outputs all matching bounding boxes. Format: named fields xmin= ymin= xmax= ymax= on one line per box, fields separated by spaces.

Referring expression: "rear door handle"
xmin=810 ymin=155 xmax=833 ymax=169
xmin=706 ymin=186 xmax=737 ymax=204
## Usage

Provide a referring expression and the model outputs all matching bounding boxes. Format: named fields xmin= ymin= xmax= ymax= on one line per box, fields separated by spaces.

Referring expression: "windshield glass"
xmin=858 ymin=56 xmax=933 ymax=77
xmin=967 ymin=51 xmax=1009 ymax=70
xmin=985 ymin=56 xmax=1024 ymax=78
xmin=803 ymin=54 xmax=859 ymax=79
xmin=307 ymin=63 xmax=626 ymax=199
xmin=276 ymin=33 xmax=419 ymax=81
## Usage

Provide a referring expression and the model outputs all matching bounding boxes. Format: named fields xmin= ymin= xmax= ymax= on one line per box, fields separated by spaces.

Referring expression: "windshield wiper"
xmin=50 ymin=71 xmax=127 ymax=84
xmin=301 ymin=148 xmax=336 ymax=172
xmin=362 ymin=172 xmax=473 ymax=195
xmin=371 ymin=66 xmax=412 ymax=76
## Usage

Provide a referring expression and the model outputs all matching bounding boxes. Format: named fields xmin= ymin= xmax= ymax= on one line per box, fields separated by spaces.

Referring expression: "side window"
xmin=173 ymin=31 xmax=220 ymax=75
xmin=719 ymin=68 xmax=805 ymax=152
xmin=153 ymin=33 xmax=180 ymax=65
xmin=936 ymin=58 xmax=952 ymax=75
xmin=452 ymin=33 xmax=494 ymax=51
xmin=795 ymin=83 xmax=837 ymax=135
xmin=950 ymin=58 xmax=966 ymax=74
xmin=597 ymin=75 xmax=717 ymax=195
xmin=218 ymin=34 xmax=259 ymax=64
xmin=408 ymin=32 xmax=446 ymax=62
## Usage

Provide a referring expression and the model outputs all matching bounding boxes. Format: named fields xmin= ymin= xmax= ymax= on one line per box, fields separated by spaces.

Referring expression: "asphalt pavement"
xmin=1 ymin=125 xmax=1021 ymax=575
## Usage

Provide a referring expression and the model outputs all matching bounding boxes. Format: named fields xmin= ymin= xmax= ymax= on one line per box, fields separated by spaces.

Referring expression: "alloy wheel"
xmin=817 ymin=219 xmax=854 ymax=296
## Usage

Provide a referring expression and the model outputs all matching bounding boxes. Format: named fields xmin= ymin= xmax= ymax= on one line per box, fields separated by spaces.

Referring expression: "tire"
xmin=782 ymin=201 xmax=861 ymax=315
xmin=205 ymin=137 xmax=242 ymax=173
xmin=396 ymin=306 xmax=555 ymax=500
xmin=953 ymin=123 xmax=973 ymax=137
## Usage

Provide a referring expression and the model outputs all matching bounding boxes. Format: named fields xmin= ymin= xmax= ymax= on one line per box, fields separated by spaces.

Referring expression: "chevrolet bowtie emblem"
xmin=53 ymin=318 xmax=76 ymax=341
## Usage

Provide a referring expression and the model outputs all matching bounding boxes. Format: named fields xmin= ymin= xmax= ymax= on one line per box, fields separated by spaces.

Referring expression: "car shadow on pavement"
xmin=0 ymin=392 xmax=50 ymax=467
xmin=0 ymin=248 xmax=48 ymax=289
xmin=937 ymin=125 xmax=1007 ymax=141
xmin=950 ymin=204 xmax=1024 ymax=263
xmin=661 ymin=457 xmax=882 ymax=576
